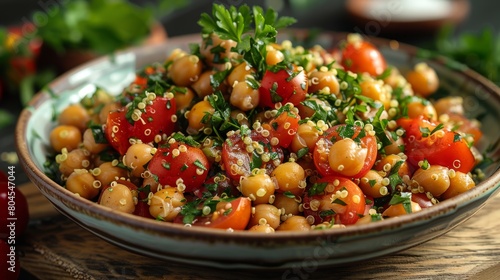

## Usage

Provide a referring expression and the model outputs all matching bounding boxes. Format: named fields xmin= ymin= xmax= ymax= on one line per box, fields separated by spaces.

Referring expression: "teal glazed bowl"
xmin=15 ymin=32 xmax=500 ymax=269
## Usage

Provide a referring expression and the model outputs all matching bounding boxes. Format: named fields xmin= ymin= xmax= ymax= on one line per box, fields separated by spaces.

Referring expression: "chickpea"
xmin=290 ymin=122 xmax=321 ymax=153
xmin=66 ymin=170 xmax=100 ymax=199
xmin=95 ymin=162 xmax=128 ymax=187
xmin=360 ymin=79 xmax=391 ymax=109
xmin=383 ymin=67 xmax=407 ymax=89
xmin=359 ymin=170 xmax=387 ymax=198
xmin=407 ymin=98 xmax=438 ymax=121
xmin=265 ymin=48 xmax=284 ymax=66
xmin=169 ymin=55 xmax=202 ymax=86
xmin=375 ymin=154 xmax=410 ymax=178
xmin=170 ymin=87 xmax=196 ymax=112
xmin=356 ymin=213 xmax=383 ymax=225
xmin=253 ymin=111 xmax=272 ymax=124
xmin=230 ymin=109 xmax=250 ymax=127
xmin=433 ymin=96 xmax=464 ymax=116
xmin=58 ymin=148 xmax=91 ymax=177
xmin=200 ymin=33 xmax=238 ymax=69
xmin=191 ymin=70 xmax=215 ymax=98
xmin=271 ymin=162 xmax=306 ymax=196
xmin=98 ymin=102 xmax=120 ymax=124
xmin=149 ymin=187 xmax=186 ymax=221
xmin=308 ymin=68 xmax=340 ymax=96
xmin=227 ymin=62 xmax=255 ymax=87
xmin=186 ymin=100 xmax=215 ymax=135
xmin=273 ymin=193 xmax=301 ymax=216
xmin=165 ymin=48 xmax=187 ymax=64
xmin=441 ymin=171 xmax=475 ymax=199
xmin=406 ymin=62 xmax=439 ymax=97
xmin=99 ymin=183 xmax=136 ymax=214
xmin=82 ymin=128 xmax=108 ymax=154
xmin=382 ymin=201 xmax=422 ymax=217
xmin=58 ymin=104 xmax=90 ymax=132
xmin=124 ymin=143 xmax=154 ymax=178
xmin=296 ymin=97 xmax=329 ymax=119
xmin=276 ymin=215 xmax=310 ymax=231
xmin=230 ymin=81 xmax=260 ymax=111
xmin=412 ymin=165 xmax=450 ymax=197
xmin=248 ymin=224 xmax=275 ymax=233
xmin=248 ymin=204 xmax=281 ymax=229
xmin=381 ymin=131 xmax=405 ymax=155
xmin=328 ymin=138 xmax=368 ymax=177
xmin=50 ymin=125 xmax=82 ymax=152
xmin=141 ymin=175 xmax=160 ymax=193
xmin=240 ymin=172 xmax=276 ymax=205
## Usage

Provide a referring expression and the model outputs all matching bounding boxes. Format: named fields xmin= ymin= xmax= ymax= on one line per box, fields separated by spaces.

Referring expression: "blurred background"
xmin=1 ymin=0 xmax=499 ymax=184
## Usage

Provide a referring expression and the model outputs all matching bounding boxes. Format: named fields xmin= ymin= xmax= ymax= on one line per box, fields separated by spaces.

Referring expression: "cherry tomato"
xmin=221 ymin=130 xmax=284 ymax=182
xmin=178 ymin=197 xmax=252 ymax=230
xmin=397 ymin=117 xmax=475 ymax=173
xmin=105 ymin=96 xmax=177 ymax=154
xmin=341 ymin=40 xmax=387 ymax=76
xmin=148 ymin=141 xmax=209 ymax=193
xmin=0 ymin=179 xmax=29 ymax=240
xmin=105 ymin=109 xmax=132 ymax=155
xmin=313 ymin=124 xmax=377 ymax=178
xmin=303 ymin=176 xmax=366 ymax=225
xmin=0 ymin=239 xmax=19 ymax=280
xmin=266 ymin=105 xmax=300 ymax=148
xmin=258 ymin=67 xmax=308 ymax=108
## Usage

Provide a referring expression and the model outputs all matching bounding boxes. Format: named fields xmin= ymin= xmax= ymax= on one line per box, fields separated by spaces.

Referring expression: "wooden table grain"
xmin=17 ymin=182 xmax=500 ymax=280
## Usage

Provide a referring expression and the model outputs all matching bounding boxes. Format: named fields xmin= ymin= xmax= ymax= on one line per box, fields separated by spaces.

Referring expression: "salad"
xmin=44 ymin=4 xmax=484 ymax=232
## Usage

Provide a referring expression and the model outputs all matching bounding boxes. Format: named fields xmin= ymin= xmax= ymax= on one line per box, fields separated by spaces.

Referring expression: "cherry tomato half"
xmin=259 ymin=67 xmax=308 ymax=108
xmin=266 ymin=105 xmax=300 ymax=148
xmin=341 ymin=40 xmax=387 ymax=77
xmin=303 ymin=176 xmax=366 ymax=225
xmin=397 ymin=117 xmax=475 ymax=173
xmin=179 ymin=197 xmax=252 ymax=230
xmin=148 ymin=141 xmax=209 ymax=192
xmin=222 ymin=130 xmax=284 ymax=182
xmin=105 ymin=96 xmax=177 ymax=154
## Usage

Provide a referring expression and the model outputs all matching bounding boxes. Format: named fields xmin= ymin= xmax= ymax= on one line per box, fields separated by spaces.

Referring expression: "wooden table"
xmin=17 ymin=182 xmax=500 ymax=280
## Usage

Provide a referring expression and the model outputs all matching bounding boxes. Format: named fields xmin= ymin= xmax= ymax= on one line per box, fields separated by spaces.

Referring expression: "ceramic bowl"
xmin=15 ymin=31 xmax=500 ymax=270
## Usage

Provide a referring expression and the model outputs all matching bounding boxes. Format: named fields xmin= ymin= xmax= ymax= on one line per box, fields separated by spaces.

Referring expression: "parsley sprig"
xmin=198 ymin=4 xmax=296 ymax=76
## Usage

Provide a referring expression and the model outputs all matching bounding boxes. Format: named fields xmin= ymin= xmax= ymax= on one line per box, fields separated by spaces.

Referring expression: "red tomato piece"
xmin=258 ymin=68 xmax=308 ymax=108
xmin=267 ymin=105 xmax=300 ymax=148
xmin=0 ymin=179 xmax=29 ymax=240
xmin=105 ymin=109 xmax=132 ymax=155
xmin=105 ymin=96 xmax=177 ymax=155
xmin=303 ymin=176 xmax=366 ymax=225
xmin=222 ymin=130 xmax=284 ymax=182
xmin=131 ymin=97 xmax=177 ymax=143
xmin=398 ymin=117 xmax=476 ymax=173
xmin=341 ymin=40 xmax=387 ymax=76
xmin=148 ymin=141 xmax=209 ymax=192
xmin=177 ymin=197 xmax=252 ymax=230
xmin=313 ymin=124 xmax=377 ymax=178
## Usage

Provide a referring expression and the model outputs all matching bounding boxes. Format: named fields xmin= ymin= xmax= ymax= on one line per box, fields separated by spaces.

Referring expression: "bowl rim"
xmin=15 ymin=31 xmax=500 ymax=243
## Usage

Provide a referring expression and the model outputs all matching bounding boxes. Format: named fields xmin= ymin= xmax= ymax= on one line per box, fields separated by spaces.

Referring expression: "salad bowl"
xmin=15 ymin=31 xmax=500 ymax=270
